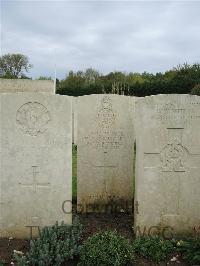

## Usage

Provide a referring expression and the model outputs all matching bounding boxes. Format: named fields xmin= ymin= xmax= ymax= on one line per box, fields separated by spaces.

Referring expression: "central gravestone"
xmin=0 ymin=93 xmax=72 ymax=238
xmin=77 ymin=94 xmax=135 ymax=213
xmin=135 ymin=94 xmax=200 ymax=236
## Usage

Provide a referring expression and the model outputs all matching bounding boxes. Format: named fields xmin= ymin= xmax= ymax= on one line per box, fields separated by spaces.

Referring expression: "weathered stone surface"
xmin=0 ymin=93 xmax=72 ymax=238
xmin=135 ymin=94 xmax=200 ymax=236
xmin=77 ymin=94 xmax=135 ymax=213
xmin=0 ymin=79 xmax=54 ymax=94
xmin=72 ymin=97 xmax=78 ymax=145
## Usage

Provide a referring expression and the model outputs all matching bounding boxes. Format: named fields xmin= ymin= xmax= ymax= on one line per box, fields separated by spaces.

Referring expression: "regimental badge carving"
xmin=96 ymin=96 xmax=116 ymax=130
xmin=16 ymin=102 xmax=50 ymax=136
xmin=84 ymin=96 xmax=124 ymax=150
xmin=160 ymin=138 xmax=188 ymax=172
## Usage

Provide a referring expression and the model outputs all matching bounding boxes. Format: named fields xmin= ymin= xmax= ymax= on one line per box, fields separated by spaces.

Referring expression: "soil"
xmin=0 ymin=238 xmax=29 ymax=264
xmin=0 ymin=213 xmax=189 ymax=266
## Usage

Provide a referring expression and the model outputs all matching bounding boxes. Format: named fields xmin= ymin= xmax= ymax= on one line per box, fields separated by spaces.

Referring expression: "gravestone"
xmin=72 ymin=97 xmax=78 ymax=145
xmin=135 ymin=94 xmax=200 ymax=236
xmin=0 ymin=93 xmax=72 ymax=238
xmin=77 ymin=94 xmax=135 ymax=213
xmin=0 ymin=79 xmax=54 ymax=94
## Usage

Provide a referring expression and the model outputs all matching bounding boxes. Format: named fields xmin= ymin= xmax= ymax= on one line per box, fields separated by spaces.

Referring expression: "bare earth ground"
xmin=0 ymin=213 xmax=189 ymax=266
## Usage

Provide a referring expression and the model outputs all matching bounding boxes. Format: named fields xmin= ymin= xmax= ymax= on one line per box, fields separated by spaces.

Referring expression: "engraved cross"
xmin=94 ymin=151 xmax=118 ymax=168
xmin=144 ymin=128 xmax=200 ymax=172
xmin=19 ymin=166 xmax=50 ymax=193
xmin=143 ymin=127 xmax=200 ymax=216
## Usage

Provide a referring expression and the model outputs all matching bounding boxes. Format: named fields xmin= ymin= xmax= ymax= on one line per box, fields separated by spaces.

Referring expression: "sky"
xmin=1 ymin=0 xmax=200 ymax=79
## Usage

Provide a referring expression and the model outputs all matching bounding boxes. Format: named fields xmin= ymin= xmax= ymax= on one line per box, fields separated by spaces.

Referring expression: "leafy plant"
xmin=191 ymin=84 xmax=200 ymax=95
xmin=0 ymin=258 xmax=5 ymax=266
xmin=78 ymin=230 xmax=134 ymax=266
xmin=14 ymin=217 xmax=83 ymax=266
xmin=132 ymin=236 xmax=175 ymax=263
xmin=177 ymin=237 xmax=200 ymax=265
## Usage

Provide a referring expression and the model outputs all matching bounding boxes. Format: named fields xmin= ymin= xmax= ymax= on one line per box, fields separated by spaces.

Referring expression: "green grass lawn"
xmin=72 ymin=145 xmax=77 ymax=203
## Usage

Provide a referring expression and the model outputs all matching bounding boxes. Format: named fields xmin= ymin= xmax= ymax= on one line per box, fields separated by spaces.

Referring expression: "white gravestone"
xmin=0 ymin=79 xmax=54 ymax=94
xmin=0 ymin=93 xmax=72 ymax=238
xmin=72 ymin=97 xmax=78 ymax=145
xmin=135 ymin=94 xmax=200 ymax=236
xmin=77 ymin=94 xmax=135 ymax=213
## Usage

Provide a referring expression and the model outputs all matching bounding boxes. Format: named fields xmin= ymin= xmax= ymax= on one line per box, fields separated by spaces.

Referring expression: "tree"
xmin=57 ymin=63 xmax=200 ymax=96
xmin=84 ymin=68 xmax=100 ymax=84
xmin=57 ymin=70 xmax=85 ymax=96
xmin=0 ymin=53 xmax=32 ymax=78
xmin=36 ymin=76 xmax=52 ymax=80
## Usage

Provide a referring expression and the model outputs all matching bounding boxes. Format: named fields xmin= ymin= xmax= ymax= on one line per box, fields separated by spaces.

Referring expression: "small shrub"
xmin=73 ymin=144 xmax=77 ymax=151
xmin=78 ymin=230 xmax=134 ymax=266
xmin=14 ymin=217 xmax=83 ymax=266
xmin=177 ymin=237 xmax=200 ymax=265
xmin=191 ymin=84 xmax=200 ymax=95
xmin=132 ymin=236 xmax=175 ymax=263
xmin=0 ymin=259 xmax=5 ymax=266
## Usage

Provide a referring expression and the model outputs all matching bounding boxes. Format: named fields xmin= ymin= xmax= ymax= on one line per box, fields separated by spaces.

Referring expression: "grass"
xmin=72 ymin=144 xmax=136 ymax=203
xmin=72 ymin=144 xmax=77 ymax=203
xmin=133 ymin=143 xmax=136 ymax=194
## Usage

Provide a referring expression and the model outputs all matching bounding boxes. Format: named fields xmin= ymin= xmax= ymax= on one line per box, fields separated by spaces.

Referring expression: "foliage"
xmin=78 ymin=230 xmax=134 ymax=266
xmin=56 ymin=69 xmax=103 ymax=96
xmin=14 ymin=217 xmax=83 ymax=266
xmin=84 ymin=68 xmax=100 ymax=84
xmin=177 ymin=237 xmax=200 ymax=265
xmin=36 ymin=76 xmax=52 ymax=80
xmin=191 ymin=84 xmax=200 ymax=95
xmin=132 ymin=236 xmax=175 ymax=263
xmin=57 ymin=63 xmax=200 ymax=97
xmin=0 ymin=259 xmax=5 ymax=266
xmin=0 ymin=53 xmax=32 ymax=78
xmin=72 ymin=144 xmax=77 ymax=203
